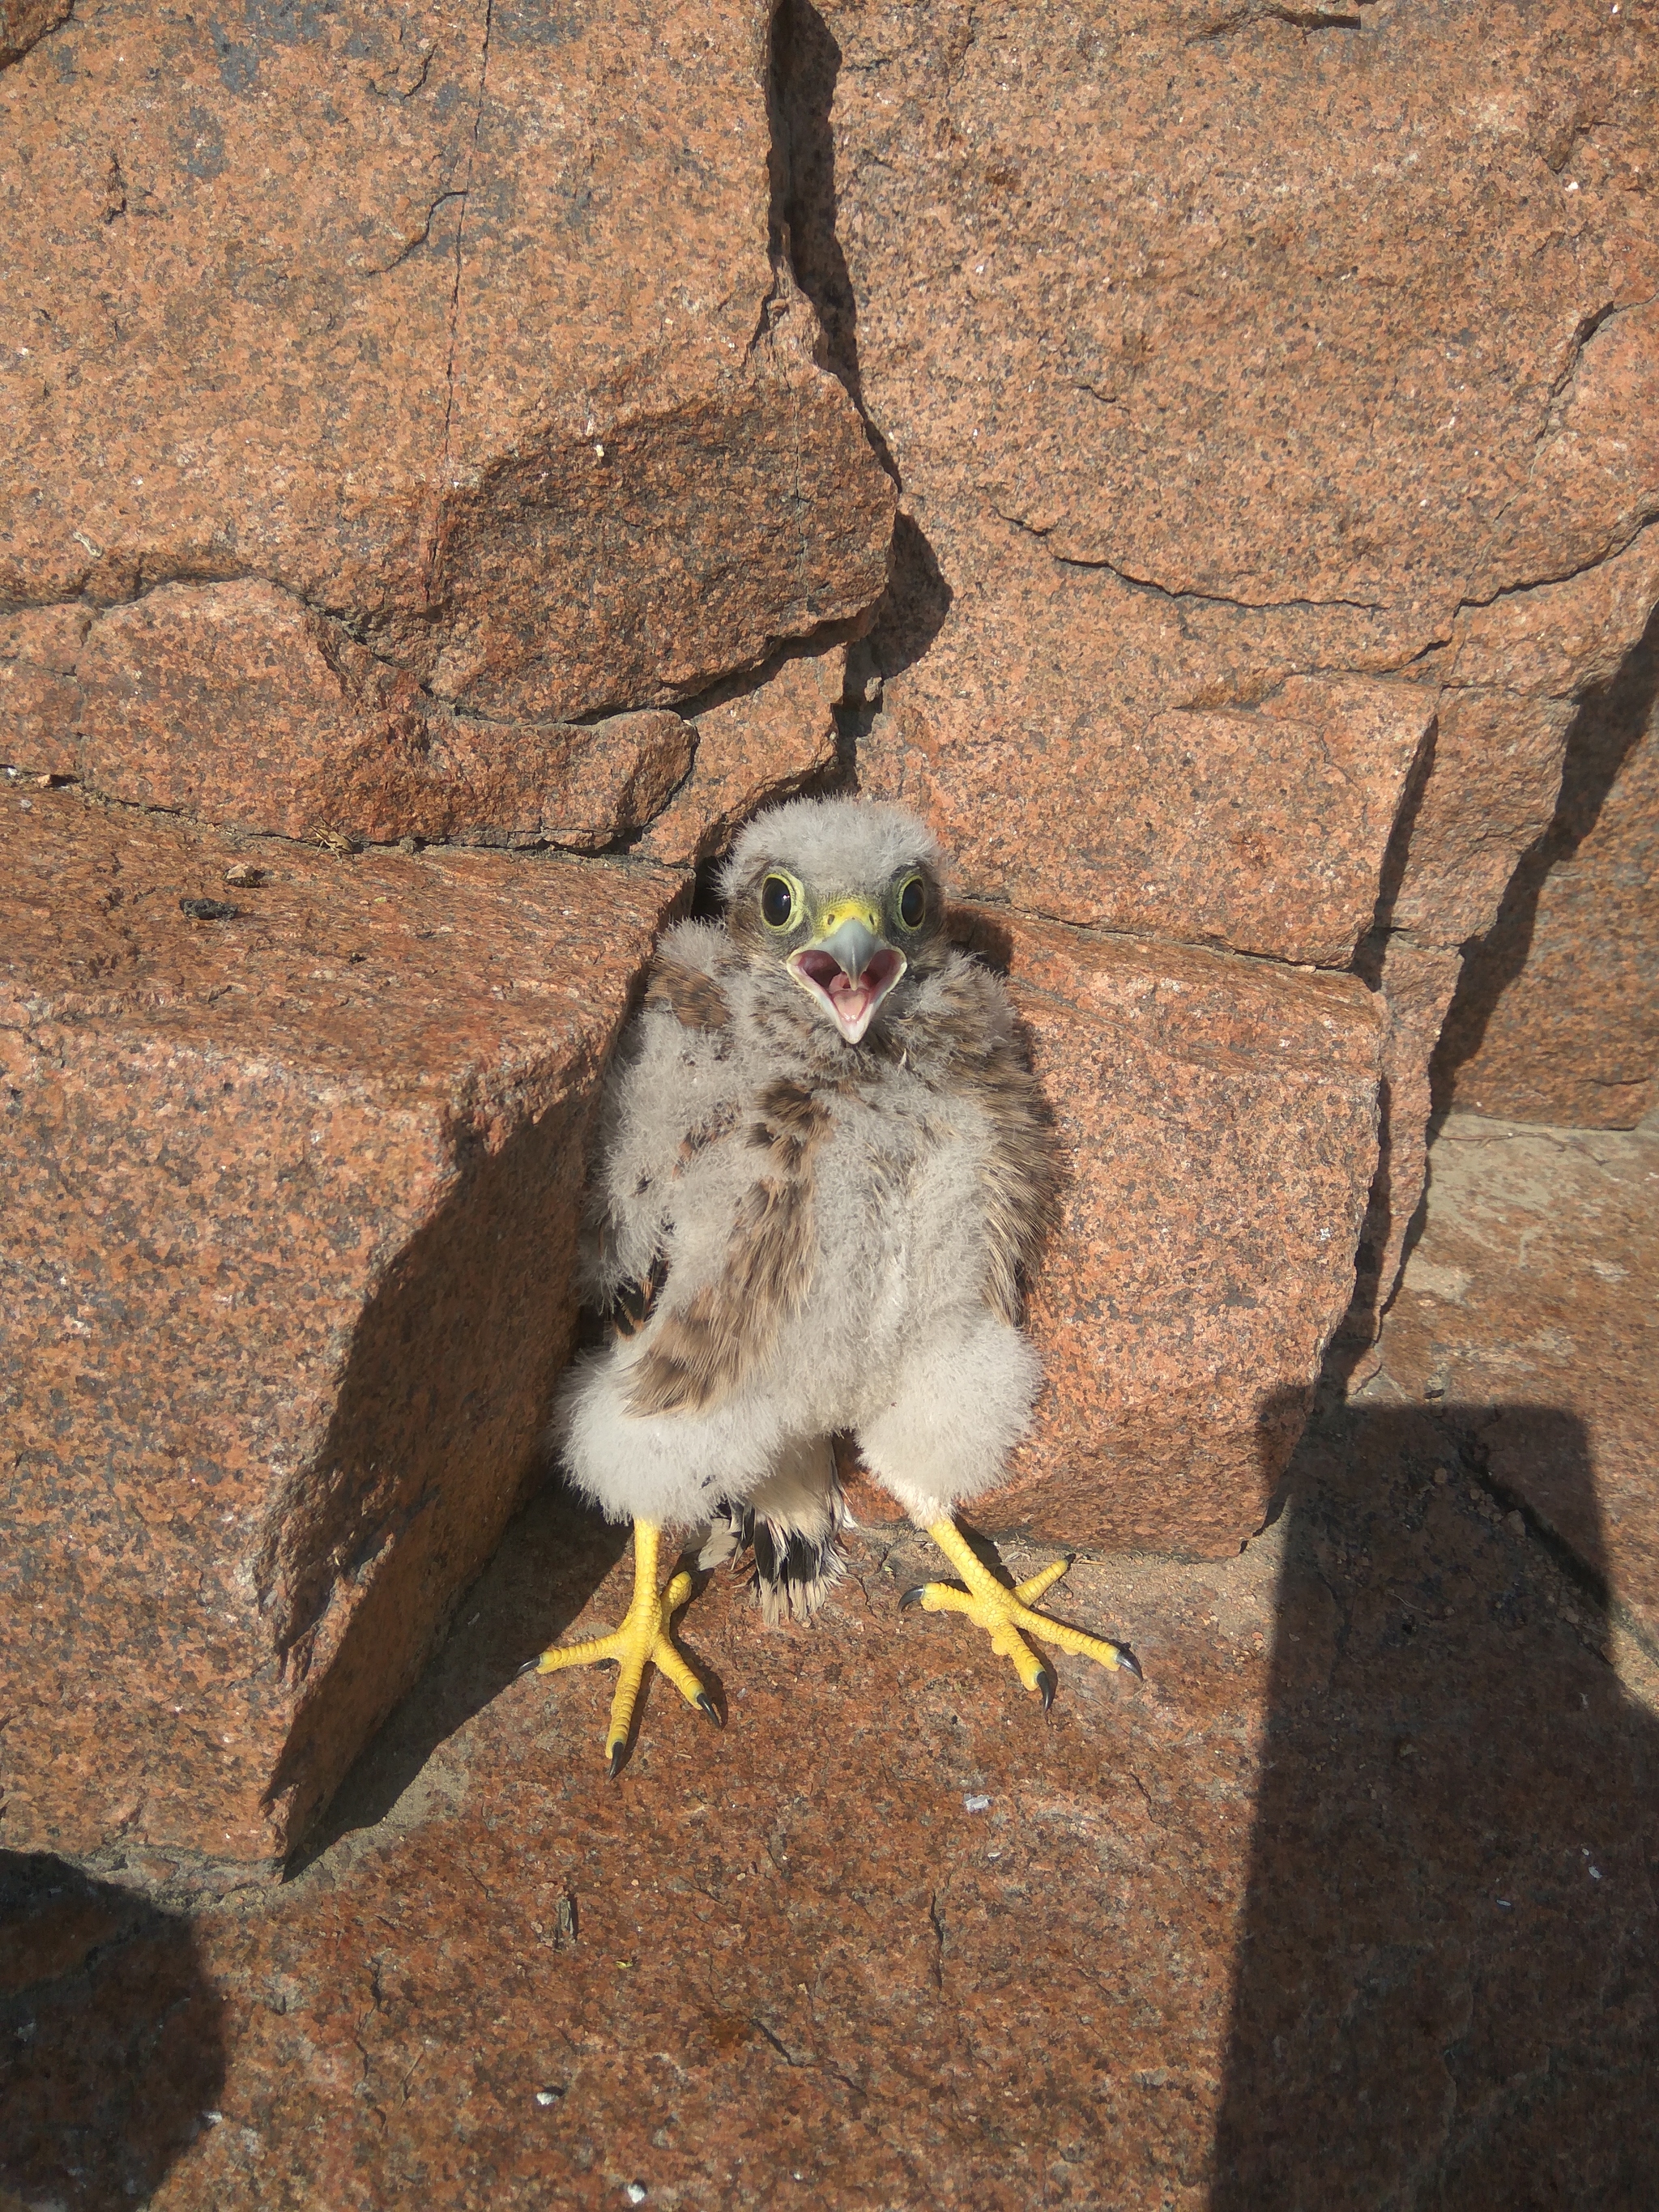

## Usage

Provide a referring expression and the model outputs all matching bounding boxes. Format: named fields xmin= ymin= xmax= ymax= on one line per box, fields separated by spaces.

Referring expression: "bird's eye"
xmin=896 ymin=873 xmax=927 ymax=931
xmin=760 ymin=873 xmax=800 ymax=930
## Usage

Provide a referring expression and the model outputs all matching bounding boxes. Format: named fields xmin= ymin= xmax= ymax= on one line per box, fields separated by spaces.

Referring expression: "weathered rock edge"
xmin=0 ymin=788 xmax=682 ymax=1882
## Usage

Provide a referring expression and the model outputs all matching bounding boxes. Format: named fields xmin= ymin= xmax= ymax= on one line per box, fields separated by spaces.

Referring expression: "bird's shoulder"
xmin=639 ymin=918 xmax=743 ymax=1037
xmin=888 ymin=947 xmax=1018 ymax=1068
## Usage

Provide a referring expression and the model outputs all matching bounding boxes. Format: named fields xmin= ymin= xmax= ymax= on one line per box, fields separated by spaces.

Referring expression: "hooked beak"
xmin=787 ymin=913 xmax=906 ymax=1044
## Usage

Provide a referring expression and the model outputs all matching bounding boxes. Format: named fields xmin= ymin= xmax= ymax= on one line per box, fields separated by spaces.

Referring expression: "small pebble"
xmin=963 ymin=1793 xmax=992 ymax=1813
xmin=534 ymin=2088 xmax=562 ymax=2108
xmin=179 ymin=897 xmax=240 ymax=922
xmin=1433 ymin=1468 xmax=1450 ymax=1486
xmin=224 ymin=862 xmax=266 ymax=887
xmin=1506 ymin=1511 xmax=1526 ymax=1537
xmin=399 ymin=835 xmax=419 ymax=854
xmin=624 ymin=2186 xmax=648 ymax=2206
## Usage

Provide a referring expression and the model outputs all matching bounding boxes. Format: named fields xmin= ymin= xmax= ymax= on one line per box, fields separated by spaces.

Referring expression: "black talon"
xmin=696 ymin=1691 xmax=723 ymax=1728
xmin=1116 ymin=1647 xmax=1144 ymax=1681
xmin=899 ymin=1585 xmax=927 ymax=1610
xmin=607 ymin=1744 xmax=625 ymax=1780
xmin=516 ymin=1654 xmax=546 ymax=1680
xmin=1036 ymin=1666 xmax=1056 ymax=1712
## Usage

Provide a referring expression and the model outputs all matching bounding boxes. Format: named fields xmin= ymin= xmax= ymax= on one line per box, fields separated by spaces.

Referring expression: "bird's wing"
xmin=902 ymin=953 xmax=1060 ymax=1324
xmin=580 ymin=922 xmax=740 ymax=1319
xmin=625 ymin=1076 xmax=831 ymax=1417
xmin=585 ymin=927 xmax=832 ymax=1416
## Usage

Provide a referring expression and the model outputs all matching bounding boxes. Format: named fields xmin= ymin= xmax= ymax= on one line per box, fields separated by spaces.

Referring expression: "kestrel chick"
xmin=531 ymin=795 xmax=1139 ymax=1771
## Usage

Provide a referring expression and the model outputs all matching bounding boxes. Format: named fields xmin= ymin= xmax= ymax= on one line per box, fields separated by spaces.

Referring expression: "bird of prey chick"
xmin=530 ymin=795 xmax=1139 ymax=1771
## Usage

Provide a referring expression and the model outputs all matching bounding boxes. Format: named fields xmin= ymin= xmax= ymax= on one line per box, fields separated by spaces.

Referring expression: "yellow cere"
xmin=813 ymin=897 xmax=884 ymax=940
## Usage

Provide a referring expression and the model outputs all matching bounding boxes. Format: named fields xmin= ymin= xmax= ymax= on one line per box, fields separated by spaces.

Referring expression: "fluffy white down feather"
xmin=556 ymin=803 xmax=1045 ymax=1535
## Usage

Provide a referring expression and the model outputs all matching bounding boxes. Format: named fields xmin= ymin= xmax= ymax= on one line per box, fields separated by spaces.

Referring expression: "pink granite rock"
xmin=75 ymin=580 xmax=696 ymax=850
xmin=638 ymin=641 xmax=848 ymax=867
xmin=871 ymin=666 xmax=1435 ymax=970
xmin=0 ymin=0 xmax=67 ymax=66
xmin=0 ymin=605 xmax=88 ymax=778
xmin=968 ymin=912 xmax=1384 ymax=1555
xmin=807 ymin=0 xmax=1659 ymax=1347
xmin=0 ymin=786 xmax=682 ymax=1877
xmin=0 ymin=0 xmax=893 ymax=759
xmin=1438 ymin=613 xmax=1659 ymax=1127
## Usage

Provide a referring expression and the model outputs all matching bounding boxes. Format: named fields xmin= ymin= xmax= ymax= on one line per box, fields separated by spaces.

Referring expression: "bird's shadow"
xmin=286 ymin=1478 xmax=631 ymax=1874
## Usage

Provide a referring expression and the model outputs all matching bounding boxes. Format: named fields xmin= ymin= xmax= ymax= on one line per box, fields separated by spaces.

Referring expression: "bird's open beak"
xmin=787 ymin=903 xmax=906 ymax=1045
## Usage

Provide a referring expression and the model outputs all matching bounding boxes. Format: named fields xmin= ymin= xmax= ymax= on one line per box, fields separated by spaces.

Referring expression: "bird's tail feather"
xmin=699 ymin=1434 xmax=845 ymax=1626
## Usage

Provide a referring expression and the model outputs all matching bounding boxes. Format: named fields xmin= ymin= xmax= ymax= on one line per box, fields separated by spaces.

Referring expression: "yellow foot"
xmin=901 ymin=1519 xmax=1142 ymax=1710
xmin=522 ymin=1521 xmax=719 ymax=1775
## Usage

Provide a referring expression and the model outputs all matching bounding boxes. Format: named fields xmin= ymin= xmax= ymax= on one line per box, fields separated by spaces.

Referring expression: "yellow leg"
xmin=526 ymin=1521 xmax=719 ymax=1775
xmin=901 ymin=1519 xmax=1141 ymax=1710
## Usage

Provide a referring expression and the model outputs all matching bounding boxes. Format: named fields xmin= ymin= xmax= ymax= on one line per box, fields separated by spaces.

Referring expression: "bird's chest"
xmin=811 ymin=1088 xmax=983 ymax=1310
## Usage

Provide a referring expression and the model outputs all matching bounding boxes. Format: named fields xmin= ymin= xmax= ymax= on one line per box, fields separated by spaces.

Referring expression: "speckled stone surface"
xmin=1341 ymin=938 xmax=1463 ymax=1345
xmin=802 ymin=0 xmax=1659 ymax=1336
xmin=822 ymin=0 xmax=1659 ymax=891
xmin=70 ymin=581 xmax=697 ymax=851
xmin=0 ymin=0 xmax=68 ymax=66
xmin=0 ymin=0 xmax=893 ymax=765
xmin=0 ymin=786 xmax=683 ymax=1875
xmin=0 ymin=607 xmax=87 ymax=778
xmin=975 ymin=911 xmax=1384 ymax=1555
xmin=872 ymin=669 xmax=1434 ymax=970
xmin=1363 ymin=1110 xmax=1659 ymax=1658
xmin=6 ymin=1370 xmax=1656 ymax=2209
xmin=638 ymin=641 xmax=849 ymax=870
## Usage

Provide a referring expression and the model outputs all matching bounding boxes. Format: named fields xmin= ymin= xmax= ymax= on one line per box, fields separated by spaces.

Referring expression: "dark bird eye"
xmin=760 ymin=874 xmax=798 ymax=929
xmin=897 ymin=873 xmax=927 ymax=930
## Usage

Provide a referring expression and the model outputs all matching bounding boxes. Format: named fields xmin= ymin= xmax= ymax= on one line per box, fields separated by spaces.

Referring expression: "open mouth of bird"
xmin=787 ymin=944 xmax=907 ymax=1045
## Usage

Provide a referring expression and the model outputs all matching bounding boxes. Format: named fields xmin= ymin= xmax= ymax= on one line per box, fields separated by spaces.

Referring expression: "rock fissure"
xmin=434 ymin=0 xmax=493 ymax=517
xmin=367 ymin=187 xmax=469 ymax=279
xmin=1454 ymin=510 xmax=1659 ymax=624
xmin=1049 ymin=549 xmax=1385 ymax=619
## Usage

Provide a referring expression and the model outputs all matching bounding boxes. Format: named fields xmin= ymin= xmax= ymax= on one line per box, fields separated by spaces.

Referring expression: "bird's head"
xmin=721 ymin=797 xmax=947 ymax=1045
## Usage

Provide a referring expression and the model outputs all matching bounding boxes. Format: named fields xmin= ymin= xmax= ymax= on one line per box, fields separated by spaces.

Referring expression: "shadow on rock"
xmin=287 ymin=1478 xmax=629 ymax=1875
xmin=0 ymin=1854 xmax=225 ymax=2210
xmin=1212 ymin=1393 xmax=1659 ymax=2210
xmin=773 ymin=0 xmax=892 ymax=477
xmin=1431 ymin=596 xmax=1659 ymax=1121
xmin=770 ymin=2 xmax=953 ymax=690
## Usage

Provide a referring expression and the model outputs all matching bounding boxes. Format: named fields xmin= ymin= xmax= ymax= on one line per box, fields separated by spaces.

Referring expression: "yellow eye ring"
xmin=895 ymin=872 xmax=927 ymax=931
xmin=760 ymin=872 xmax=803 ymax=931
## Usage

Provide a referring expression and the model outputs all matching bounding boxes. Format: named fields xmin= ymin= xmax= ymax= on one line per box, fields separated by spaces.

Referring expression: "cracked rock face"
xmin=976 ymin=914 xmax=1385 ymax=1553
xmin=3 ymin=0 xmax=1658 ymax=1880
xmin=0 ymin=788 xmax=680 ymax=1877
xmin=1438 ymin=595 xmax=1659 ymax=1128
xmin=0 ymin=0 xmax=893 ymax=812
xmin=808 ymin=0 xmax=1658 ymax=1340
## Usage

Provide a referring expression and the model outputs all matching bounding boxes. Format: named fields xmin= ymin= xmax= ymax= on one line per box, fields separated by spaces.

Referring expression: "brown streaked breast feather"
xmin=646 ymin=957 xmax=731 ymax=1031
xmin=627 ymin=1080 xmax=830 ymax=1417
